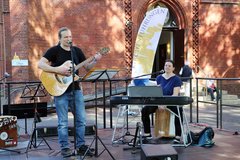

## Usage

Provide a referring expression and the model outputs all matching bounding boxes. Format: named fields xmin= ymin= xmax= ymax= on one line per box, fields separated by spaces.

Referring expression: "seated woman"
xmin=141 ymin=59 xmax=183 ymax=141
xmin=207 ymin=79 xmax=220 ymax=101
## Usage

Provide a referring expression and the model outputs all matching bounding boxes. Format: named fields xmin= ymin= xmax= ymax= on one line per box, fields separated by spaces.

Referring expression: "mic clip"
xmin=4 ymin=72 xmax=10 ymax=78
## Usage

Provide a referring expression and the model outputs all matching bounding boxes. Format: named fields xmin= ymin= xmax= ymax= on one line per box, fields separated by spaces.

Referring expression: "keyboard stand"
xmin=112 ymin=105 xmax=136 ymax=144
xmin=168 ymin=105 xmax=192 ymax=147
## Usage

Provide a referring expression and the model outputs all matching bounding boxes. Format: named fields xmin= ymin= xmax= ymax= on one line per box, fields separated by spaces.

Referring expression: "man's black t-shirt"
xmin=43 ymin=45 xmax=86 ymax=92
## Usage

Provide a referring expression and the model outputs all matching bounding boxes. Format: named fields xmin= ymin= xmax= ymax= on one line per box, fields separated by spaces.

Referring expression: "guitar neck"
xmin=74 ymin=56 xmax=94 ymax=71
xmin=73 ymin=47 xmax=109 ymax=72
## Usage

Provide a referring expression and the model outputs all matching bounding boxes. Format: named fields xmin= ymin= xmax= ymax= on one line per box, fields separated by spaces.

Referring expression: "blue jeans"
xmin=207 ymin=87 xmax=215 ymax=100
xmin=207 ymin=87 xmax=220 ymax=101
xmin=54 ymin=90 xmax=86 ymax=149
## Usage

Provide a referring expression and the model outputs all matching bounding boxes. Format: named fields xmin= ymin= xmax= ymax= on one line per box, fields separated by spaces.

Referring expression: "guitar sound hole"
xmin=55 ymin=74 xmax=63 ymax=84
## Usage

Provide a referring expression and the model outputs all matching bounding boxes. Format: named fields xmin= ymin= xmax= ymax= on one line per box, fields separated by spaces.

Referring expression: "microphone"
xmin=134 ymin=69 xmax=164 ymax=79
xmin=158 ymin=69 xmax=165 ymax=74
xmin=67 ymin=40 xmax=72 ymax=46
xmin=4 ymin=72 xmax=10 ymax=78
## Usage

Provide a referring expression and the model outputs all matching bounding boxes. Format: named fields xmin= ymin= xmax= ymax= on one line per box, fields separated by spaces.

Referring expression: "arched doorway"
xmin=138 ymin=1 xmax=188 ymax=77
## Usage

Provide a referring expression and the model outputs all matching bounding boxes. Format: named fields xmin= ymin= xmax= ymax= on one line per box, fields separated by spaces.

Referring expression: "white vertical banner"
xmin=132 ymin=7 xmax=168 ymax=78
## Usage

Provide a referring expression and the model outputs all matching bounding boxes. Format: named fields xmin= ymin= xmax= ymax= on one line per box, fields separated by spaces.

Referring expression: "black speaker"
xmin=141 ymin=144 xmax=178 ymax=160
xmin=2 ymin=102 xmax=48 ymax=119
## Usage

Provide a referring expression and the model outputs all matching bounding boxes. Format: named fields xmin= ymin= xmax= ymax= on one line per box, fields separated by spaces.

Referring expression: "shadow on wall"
xmin=222 ymin=52 xmax=240 ymax=78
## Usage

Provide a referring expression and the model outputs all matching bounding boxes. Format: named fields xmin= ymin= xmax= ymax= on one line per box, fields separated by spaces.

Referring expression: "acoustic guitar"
xmin=39 ymin=47 xmax=109 ymax=96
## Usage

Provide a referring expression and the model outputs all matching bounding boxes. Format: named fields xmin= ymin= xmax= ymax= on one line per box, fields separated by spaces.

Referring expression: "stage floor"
xmin=0 ymin=104 xmax=240 ymax=160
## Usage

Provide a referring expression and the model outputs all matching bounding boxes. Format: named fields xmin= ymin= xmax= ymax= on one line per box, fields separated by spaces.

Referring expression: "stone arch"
xmin=134 ymin=0 xmax=189 ymax=73
xmin=137 ymin=0 xmax=188 ymax=29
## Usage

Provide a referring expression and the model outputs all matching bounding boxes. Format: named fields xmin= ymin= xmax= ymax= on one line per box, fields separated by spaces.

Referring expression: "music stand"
xmin=81 ymin=69 xmax=118 ymax=160
xmin=83 ymin=68 xmax=120 ymax=128
xmin=83 ymin=68 xmax=119 ymax=82
xmin=20 ymin=83 xmax=52 ymax=156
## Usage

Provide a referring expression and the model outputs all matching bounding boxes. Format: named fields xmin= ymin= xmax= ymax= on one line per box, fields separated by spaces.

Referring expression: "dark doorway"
xmin=152 ymin=29 xmax=184 ymax=77
xmin=173 ymin=29 xmax=185 ymax=74
xmin=152 ymin=44 xmax=167 ymax=78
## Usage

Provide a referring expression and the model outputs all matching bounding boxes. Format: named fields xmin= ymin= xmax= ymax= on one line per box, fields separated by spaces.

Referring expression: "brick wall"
xmin=222 ymin=81 xmax=240 ymax=97
xmin=10 ymin=0 xmax=29 ymax=81
xmin=8 ymin=0 xmax=240 ymax=80
xmin=27 ymin=0 xmax=126 ymax=81
xmin=0 ymin=1 xmax=4 ymax=75
xmin=5 ymin=0 xmax=127 ymax=98
xmin=198 ymin=1 xmax=240 ymax=78
xmin=2 ymin=0 xmax=240 ymax=103
xmin=0 ymin=0 xmax=10 ymax=77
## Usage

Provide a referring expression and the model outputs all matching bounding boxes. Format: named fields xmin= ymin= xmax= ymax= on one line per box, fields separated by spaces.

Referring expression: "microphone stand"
xmin=133 ymin=70 xmax=164 ymax=79
xmin=0 ymin=76 xmax=7 ymax=82
xmin=0 ymin=72 xmax=10 ymax=116
xmin=69 ymin=43 xmax=77 ymax=155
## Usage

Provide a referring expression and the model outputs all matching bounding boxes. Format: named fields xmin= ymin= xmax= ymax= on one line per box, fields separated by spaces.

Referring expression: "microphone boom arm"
xmin=0 ymin=72 xmax=10 ymax=81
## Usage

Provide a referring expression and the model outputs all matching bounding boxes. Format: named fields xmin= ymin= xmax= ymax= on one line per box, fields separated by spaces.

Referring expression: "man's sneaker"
xmin=77 ymin=145 xmax=94 ymax=156
xmin=61 ymin=148 xmax=72 ymax=158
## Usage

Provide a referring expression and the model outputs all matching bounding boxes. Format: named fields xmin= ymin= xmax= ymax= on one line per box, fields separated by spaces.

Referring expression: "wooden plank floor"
xmin=0 ymin=104 xmax=240 ymax=160
xmin=0 ymin=127 xmax=240 ymax=160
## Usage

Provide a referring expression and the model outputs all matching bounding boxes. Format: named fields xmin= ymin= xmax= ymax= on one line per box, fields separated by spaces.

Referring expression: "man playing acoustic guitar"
xmin=38 ymin=27 xmax=103 ymax=158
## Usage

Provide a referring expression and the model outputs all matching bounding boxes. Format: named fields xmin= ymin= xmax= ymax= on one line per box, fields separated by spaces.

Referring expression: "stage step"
xmin=198 ymin=95 xmax=240 ymax=106
xmin=202 ymin=94 xmax=239 ymax=100
xmin=36 ymin=125 xmax=95 ymax=137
